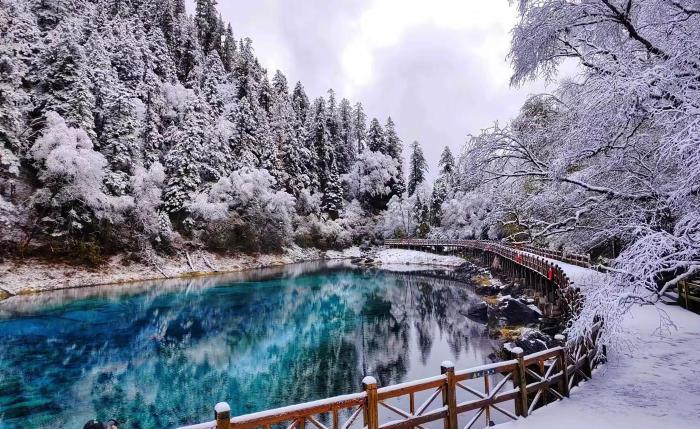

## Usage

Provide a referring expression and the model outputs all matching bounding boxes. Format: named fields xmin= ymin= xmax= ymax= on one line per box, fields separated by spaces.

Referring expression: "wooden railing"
xmin=385 ymin=239 xmax=590 ymax=268
xmin=385 ymin=239 xmax=574 ymax=287
xmin=179 ymin=324 xmax=601 ymax=429
xmin=179 ymin=239 xmax=603 ymax=429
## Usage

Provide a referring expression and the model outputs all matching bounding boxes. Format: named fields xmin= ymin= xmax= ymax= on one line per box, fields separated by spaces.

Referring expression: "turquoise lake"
xmin=0 ymin=262 xmax=497 ymax=428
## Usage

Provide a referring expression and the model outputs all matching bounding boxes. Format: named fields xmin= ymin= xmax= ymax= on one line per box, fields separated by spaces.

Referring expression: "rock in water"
xmin=463 ymin=302 xmax=488 ymax=322
xmin=490 ymin=297 xmax=542 ymax=325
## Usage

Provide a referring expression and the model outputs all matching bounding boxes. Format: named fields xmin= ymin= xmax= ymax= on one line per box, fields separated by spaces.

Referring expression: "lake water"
xmin=0 ymin=262 xmax=498 ymax=429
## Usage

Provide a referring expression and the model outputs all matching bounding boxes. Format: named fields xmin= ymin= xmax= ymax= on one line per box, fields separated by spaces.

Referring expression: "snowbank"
xmin=0 ymin=246 xmax=362 ymax=297
xmin=496 ymin=304 xmax=700 ymax=428
xmin=376 ymin=249 xmax=464 ymax=269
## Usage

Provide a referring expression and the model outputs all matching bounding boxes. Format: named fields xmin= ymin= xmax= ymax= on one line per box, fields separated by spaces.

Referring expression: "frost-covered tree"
xmin=384 ymin=117 xmax=405 ymax=197
xmin=335 ymin=98 xmax=356 ymax=175
xmin=407 ymin=141 xmax=427 ymax=197
xmin=459 ymin=0 xmax=700 ymax=346
xmin=430 ymin=146 xmax=455 ymax=226
xmin=345 ymin=150 xmax=400 ymax=214
xmin=366 ymin=118 xmax=385 ymax=153
xmin=353 ymin=102 xmax=367 ymax=152
xmin=27 ymin=112 xmax=131 ymax=247
xmin=189 ymin=167 xmax=295 ymax=251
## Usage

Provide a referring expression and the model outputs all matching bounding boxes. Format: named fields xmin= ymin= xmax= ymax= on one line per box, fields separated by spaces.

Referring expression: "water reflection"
xmin=0 ymin=263 xmax=495 ymax=429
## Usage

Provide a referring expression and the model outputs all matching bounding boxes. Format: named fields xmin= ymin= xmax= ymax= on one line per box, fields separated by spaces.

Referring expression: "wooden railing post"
xmin=554 ymin=335 xmax=570 ymax=398
xmin=513 ymin=348 xmax=528 ymax=417
xmin=582 ymin=340 xmax=593 ymax=379
xmin=441 ymin=361 xmax=458 ymax=429
xmin=363 ymin=376 xmax=379 ymax=429
xmin=215 ymin=402 xmax=231 ymax=429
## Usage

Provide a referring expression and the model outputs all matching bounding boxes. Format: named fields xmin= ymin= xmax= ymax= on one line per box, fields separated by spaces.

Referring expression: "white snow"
xmin=495 ymin=304 xmax=700 ymax=428
xmin=214 ymin=402 xmax=230 ymax=413
xmin=376 ymin=249 xmax=464 ymax=268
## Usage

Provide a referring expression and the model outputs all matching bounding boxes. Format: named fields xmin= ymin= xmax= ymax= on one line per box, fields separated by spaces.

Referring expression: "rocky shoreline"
xmin=402 ymin=259 xmax=566 ymax=359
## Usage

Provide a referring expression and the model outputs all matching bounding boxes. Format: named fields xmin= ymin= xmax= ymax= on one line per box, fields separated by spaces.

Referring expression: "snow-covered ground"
xmin=0 ymin=246 xmax=362 ymax=296
xmin=376 ymin=248 xmax=465 ymax=270
xmin=497 ymin=303 xmax=700 ymax=428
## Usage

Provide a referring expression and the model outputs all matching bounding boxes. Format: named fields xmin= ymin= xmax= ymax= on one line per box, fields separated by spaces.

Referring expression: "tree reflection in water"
xmin=0 ymin=263 xmax=496 ymax=429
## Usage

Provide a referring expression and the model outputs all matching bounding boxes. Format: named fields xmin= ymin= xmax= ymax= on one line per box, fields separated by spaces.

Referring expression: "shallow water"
xmin=0 ymin=262 xmax=498 ymax=428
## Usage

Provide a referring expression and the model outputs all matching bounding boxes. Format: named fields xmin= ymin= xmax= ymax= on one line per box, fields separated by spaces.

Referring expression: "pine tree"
xmin=335 ymin=98 xmax=356 ymax=175
xmin=322 ymin=161 xmax=344 ymax=219
xmin=201 ymin=52 xmax=227 ymax=115
xmin=163 ymin=103 xmax=208 ymax=219
xmin=100 ymin=86 xmax=143 ymax=195
xmin=228 ymin=96 xmax=260 ymax=169
xmin=366 ymin=118 xmax=385 ymax=153
xmin=353 ymin=102 xmax=367 ymax=152
xmin=309 ymin=97 xmax=343 ymax=217
xmin=384 ymin=117 xmax=405 ymax=196
xmin=292 ymin=81 xmax=310 ymax=124
xmin=438 ymin=146 xmax=455 ymax=179
xmin=408 ymin=140 xmax=427 ymax=196
xmin=195 ymin=0 xmax=219 ymax=53
xmin=429 ymin=146 xmax=455 ymax=226
xmin=35 ymin=24 xmax=96 ymax=138
xmin=234 ymin=38 xmax=259 ymax=100
xmin=222 ymin=23 xmax=236 ymax=72
xmin=413 ymin=194 xmax=430 ymax=237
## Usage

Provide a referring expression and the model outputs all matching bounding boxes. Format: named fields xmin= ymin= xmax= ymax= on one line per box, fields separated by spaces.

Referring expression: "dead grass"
xmin=499 ymin=326 xmax=523 ymax=342
xmin=473 ymin=274 xmax=492 ymax=287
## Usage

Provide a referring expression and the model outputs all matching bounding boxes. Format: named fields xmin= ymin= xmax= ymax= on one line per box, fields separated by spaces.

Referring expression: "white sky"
xmin=187 ymin=1 xmax=561 ymax=179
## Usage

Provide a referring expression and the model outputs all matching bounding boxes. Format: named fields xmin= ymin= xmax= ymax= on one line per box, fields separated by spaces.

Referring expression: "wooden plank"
xmin=379 ymin=408 xmax=448 ymax=429
xmin=377 ymin=376 xmax=445 ymax=401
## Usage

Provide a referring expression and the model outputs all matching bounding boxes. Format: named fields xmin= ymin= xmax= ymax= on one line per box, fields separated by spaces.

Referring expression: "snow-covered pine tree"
xmin=384 ymin=117 xmax=405 ymax=196
xmin=292 ymin=81 xmax=311 ymax=125
xmin=272 ymin=71 xmax=311 ymax=195
xmin=162 ymin=102 xmax=208 ymax=221
xmin=195 ymin=0 xmax=220 ymax=53
xmin=430 ymin=146 xmax=455 ymax=226
xmin=353 ymin=102 xmax=367 ymax=152
xmin=228 ymin=95 xmax=259 ymax=169
xmin=407 ymin=140 xmax=427 ymax=196
xmin=335 ymin=98 xmax=356 ymax=175
xmin=200 ymin=52 xmax=227 ymax=115
xmin=221 ymin=23 xmax=236 ymax=72
xmin=34 ymin=23 xmax=96 ymax=139
xmin=309 ymin=97 xmax=343 ymax=218
xmin=366 ymin=118 xmax=385 ymax=153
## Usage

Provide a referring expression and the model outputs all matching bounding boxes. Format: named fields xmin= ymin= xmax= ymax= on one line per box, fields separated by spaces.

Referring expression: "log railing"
xmin=179 ymin=239 xmax=603 ymax=429
xmin=179 ymin=323 xmax=601 ymax=429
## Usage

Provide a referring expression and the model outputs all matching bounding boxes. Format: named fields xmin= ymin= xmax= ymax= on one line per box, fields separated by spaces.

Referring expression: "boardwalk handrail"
xmin=179 ymin=239 xmax=602 ymax=429
xmin=384 ymin=238 xmax=591 ymax=268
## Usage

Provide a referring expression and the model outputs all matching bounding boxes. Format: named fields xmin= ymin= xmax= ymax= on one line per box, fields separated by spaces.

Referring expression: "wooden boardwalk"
xmin=179 ymin=240 xmax=602 ymax=429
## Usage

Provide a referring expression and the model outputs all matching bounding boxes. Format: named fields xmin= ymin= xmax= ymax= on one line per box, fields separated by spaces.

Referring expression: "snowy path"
xmin=497 ymin=304 xmax=700 ymax=428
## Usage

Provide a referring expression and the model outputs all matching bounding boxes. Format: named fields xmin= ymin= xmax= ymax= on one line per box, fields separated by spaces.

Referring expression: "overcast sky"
xmin=186 ymin=1 xmax=555 ymax=179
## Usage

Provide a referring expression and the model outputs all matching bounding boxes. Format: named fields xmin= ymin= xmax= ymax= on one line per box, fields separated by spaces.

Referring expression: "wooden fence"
xmin=179 ymin=239 xmax=601 ymax=429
